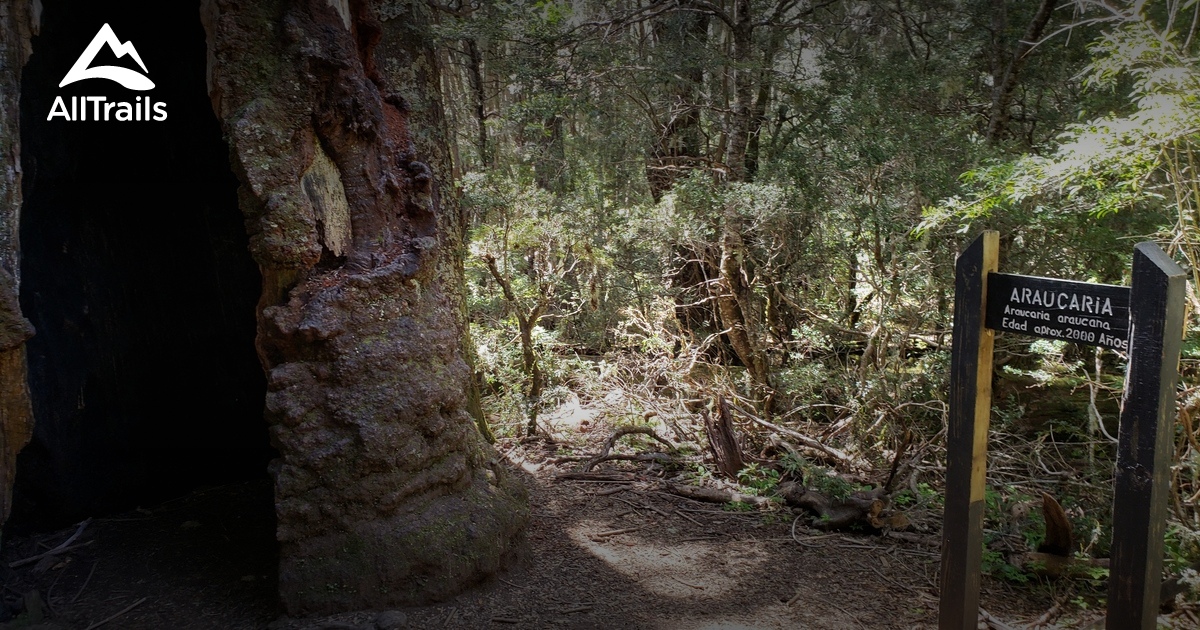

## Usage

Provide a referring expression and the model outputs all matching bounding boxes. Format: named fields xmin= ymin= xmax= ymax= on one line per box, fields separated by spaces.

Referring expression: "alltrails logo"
xmin=47 ymin=23 xmax=167 ymax=122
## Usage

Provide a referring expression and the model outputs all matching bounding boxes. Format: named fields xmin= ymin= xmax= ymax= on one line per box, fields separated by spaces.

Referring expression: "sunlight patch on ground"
xmin=568 ymin=520 xmax=768 ymax=598
xmin=540 ymin=399 xmax=600 ymax=433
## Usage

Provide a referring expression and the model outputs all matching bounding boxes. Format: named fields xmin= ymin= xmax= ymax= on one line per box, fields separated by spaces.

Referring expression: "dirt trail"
xmin=0 ymin=429 xmax=1077 ymax=630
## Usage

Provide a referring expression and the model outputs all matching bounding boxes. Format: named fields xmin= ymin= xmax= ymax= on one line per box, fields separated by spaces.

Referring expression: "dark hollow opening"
xmin=10 ymin=0 xmax=274 ymax=532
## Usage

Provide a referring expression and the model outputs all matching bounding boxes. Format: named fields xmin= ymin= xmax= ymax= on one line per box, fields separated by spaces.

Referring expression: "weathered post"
xmin=940 ymin=236 xmax=1181 ymax=628
xmin=1106 ymin=243 xmax=1185 ymax=630
xmin=939 ymin=231 xmax=998 ymax=629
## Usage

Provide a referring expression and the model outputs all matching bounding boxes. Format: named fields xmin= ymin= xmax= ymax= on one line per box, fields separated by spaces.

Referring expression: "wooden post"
xmin=939 ymin=231 xmax=998 ymax=629
xmin=1107 ymin=242 xmax=1185 ymax=629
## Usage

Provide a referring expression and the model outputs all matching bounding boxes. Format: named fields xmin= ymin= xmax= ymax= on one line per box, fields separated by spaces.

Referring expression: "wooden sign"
xmin=986 ymin=273 xmax=1130 ymax=351
xmin=939 ymin=232 xmax=1185 ymax=630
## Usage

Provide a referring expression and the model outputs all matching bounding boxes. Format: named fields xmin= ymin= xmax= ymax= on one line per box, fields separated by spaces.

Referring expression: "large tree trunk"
xmin=203 ymin=0 xmax=527 ymax=614
xmin=0 ymin=0 xmax=36 ymax=529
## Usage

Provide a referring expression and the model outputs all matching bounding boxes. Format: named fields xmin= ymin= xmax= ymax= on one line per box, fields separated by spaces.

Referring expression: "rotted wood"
xmin=777 ymin=482 xmax=906 ymax=531
xmin=704 ymin=396 xmax=744 ymax=479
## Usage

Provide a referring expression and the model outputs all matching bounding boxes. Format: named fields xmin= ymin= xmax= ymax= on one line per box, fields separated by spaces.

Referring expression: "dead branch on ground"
xmin=11 ymin=518 xmax=92 ymax=568
xmin=660 ymin=482 xmax=771 ymax=507
xmin=583 ymin=426 xmax=675 ymax=472
xmin=778 ymin=482 xmax=909 ymax=531
xmin=726 ymin=400 xmax=864 ymax=469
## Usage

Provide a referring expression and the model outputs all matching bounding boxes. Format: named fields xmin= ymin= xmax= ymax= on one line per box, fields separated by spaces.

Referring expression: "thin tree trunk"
xmin=465 ymin=37 xmax=490 ymax=168
xmin=725 ymin=0 xmax=754 ymax=182
xmin=986 ymin=0 xmax=1056 ymax=143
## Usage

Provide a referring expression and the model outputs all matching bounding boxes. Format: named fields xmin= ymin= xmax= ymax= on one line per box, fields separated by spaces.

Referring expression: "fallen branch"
xmin=978 ymin=608 xmax=1017 ymax=630
xmin=883 ymin=531 xmax=939 ymax=547
xmin=591 ymin=526 xmax=642 ymax=539
xmin=778 ymin=482 xmax=895 ymax=530
xmin=726 ymin=401 xmax=861 ymax=469
xmin=586 ymin=453 xmax=673 ymax=470
xmin=583 ymin=426 xmax=674 ymax=472
xmin=71 ymin=561 xmax=98 ymax=604
xmin=84 ymin=596 xmax=147 ymax=630
xmin=556 ymin=472 xmax=638 ymax=482
xmin=660 ymin=483 xmax=771 ymax=507
xmin=12 ymin=519 xmax=92 ymax=568
xmin=882 ymin=429 xmax=913 ymax=494
xmin=1030 ymin=595 xmax=1066 ymax=628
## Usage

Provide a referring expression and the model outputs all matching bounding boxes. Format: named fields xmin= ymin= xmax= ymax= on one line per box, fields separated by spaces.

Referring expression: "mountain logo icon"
xmin=59 ymin=23 xmax=154 ymax=91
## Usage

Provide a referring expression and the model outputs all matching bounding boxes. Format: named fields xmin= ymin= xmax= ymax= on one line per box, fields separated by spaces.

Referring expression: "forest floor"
xmin=0 ymin=401 xmax=1189 ymax=629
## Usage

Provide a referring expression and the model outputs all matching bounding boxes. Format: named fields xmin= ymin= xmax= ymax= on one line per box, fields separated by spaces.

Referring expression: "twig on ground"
xmin=882 ymin=530 xmax=940 ymax=547
xmin=556 ymin=472 xmax=638 ymax=482
xmin=978 ymin=608 xmax=1018 ymax=630
xmin=671 ymin=576 xmax=704 ymax=589
xmin=11 ymin=519 xmax=93 ymax=568
xmin=674 ymin=510 xmax=703 ymax=526
xmin=587 ymin=453 xmax=673 ymax=470
xmin=1029 ymin=594 xmax=1067 ymax=628
xmin=883 ymin=429 xmax=913 ymax=493
xmin=592 ymin=526 xmax=643 ymax=538
xmin=83 ymin=596 xmax=147 ymax=630
xmin=642 ymin=502 xmax=671 ymax=518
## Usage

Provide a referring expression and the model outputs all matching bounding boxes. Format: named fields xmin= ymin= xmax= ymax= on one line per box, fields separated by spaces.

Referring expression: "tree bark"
xmin=725 ymin=0 xmax=754 ymax=182
xmin=203 ymin=0 xmax=527 ymax=614
xmin=985 ymin=0 xmax=1056 ymax=143
xmin=705 ymin=396 xmax=744 ymax=478
xmin=0 ymin=0 xmax=36 ymax=530
xmin=465 ymin=37 xmax=490 ymax=168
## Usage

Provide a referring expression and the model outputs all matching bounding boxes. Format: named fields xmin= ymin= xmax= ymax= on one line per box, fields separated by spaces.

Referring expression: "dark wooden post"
xmin=939 ymin=231 xmax=998 ymax=629
xmin=1107 ymin=242 xmax=1186 ymax=629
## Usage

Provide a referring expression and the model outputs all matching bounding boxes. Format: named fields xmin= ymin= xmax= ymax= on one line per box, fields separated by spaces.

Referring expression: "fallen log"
xmin=778 ymin=482 xmax=884 ymax=530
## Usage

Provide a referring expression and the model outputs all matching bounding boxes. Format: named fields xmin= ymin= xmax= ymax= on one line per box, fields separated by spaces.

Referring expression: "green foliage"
xmin=982 ymin=545 xmax=1030 ymax=584
xmin=436 ymin=1 xmax=1200 ymax=597
xmin=724 ymin=501 xmax=756 ymax=513
xmin=737 ymin=463 xmax=781 ymax=494
xmin=922 ymin=3 xmax=1197 ymax=280
xmin=1166 ymin=524 xmax=1200 ymax=571
xmin=893 ymin=482 xmax=941 ymax=509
